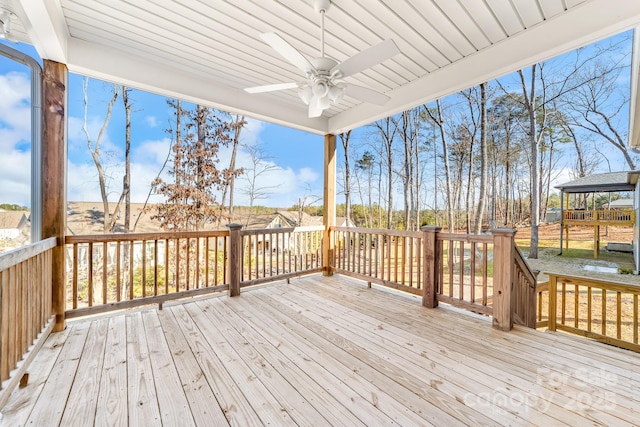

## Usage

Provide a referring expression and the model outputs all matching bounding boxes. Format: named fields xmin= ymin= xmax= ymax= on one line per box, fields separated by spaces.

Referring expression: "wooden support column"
xmin=422 ymin=226 xmax=442 ymax=308
xmin=42 ymin=60 xmax=67 ymax=332
xmin=491 ymin=228 xmax=516 ymax=331
xmin=322 ymin=134 xmax=336 ymax=276
xmin=226 ymin=223 xmax=243 ymax=297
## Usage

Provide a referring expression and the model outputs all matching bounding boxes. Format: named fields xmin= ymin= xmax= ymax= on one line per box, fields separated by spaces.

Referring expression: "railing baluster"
xmin=88 ymin=243 xmax=94 ymax=307
xmin=154 ymin=240 xmax=159 ymax=295
xmin=73 ymin=243 xmax=78 ymax=309
xmin=116 ymin=241 xmax=121 ymax=302
xmin=129 ymin=240 xmax=134 ymax=300
xmin=574 ymin=284 xmax=579 ymax=328
xmin=142 ymin=240 xmax=147 ymax=298
xmin=102 ymin=242 xmax=108 ymax=304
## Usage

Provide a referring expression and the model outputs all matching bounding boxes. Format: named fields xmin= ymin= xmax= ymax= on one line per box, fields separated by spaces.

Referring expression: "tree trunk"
xmin=123 ymin=86 xmax=131 ymax=232
xmin=340 ymin=131 xmax=352 ymax=223
xmin=474 ymin=82 xmax=488 ymax=234
xmin=519 ymin=67 xmax=539 ymax=258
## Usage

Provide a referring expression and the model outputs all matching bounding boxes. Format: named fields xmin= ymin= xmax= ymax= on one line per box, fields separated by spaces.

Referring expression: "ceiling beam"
xmin=17 ymin=0 xmax=67 ymax=62
xmin=66 ymin=38 xmax=329 ymax=135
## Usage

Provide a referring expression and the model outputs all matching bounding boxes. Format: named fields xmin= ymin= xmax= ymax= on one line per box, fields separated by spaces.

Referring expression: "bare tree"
xmin=564 ymin=55 xmax=637 ymax=169
xmin=240 ymin=144 xmax=281 ymax=226
xmin=221 ymin=114 xmax=246 ymax=217
xmin=474 ymin=82 xmax=489 ymax=234
xmin=424 ymin=101 xmax=455 ymax=232
xmin=82 ymin=78 xmax=124 ymax=233
xmin=339 ymin=130 xmax=352 ymax=223
xmin=122 ymin=86 xmax=132 ymax=232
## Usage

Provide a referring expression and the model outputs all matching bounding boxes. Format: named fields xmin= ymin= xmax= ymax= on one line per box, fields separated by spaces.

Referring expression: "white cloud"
xmin=0 ymin=71 xmax=31 ymax=206
xmin=133 ymin=138 xmax=172 ymax=166
xmin=0 ymin=149 xmax=31 ymax=207
xmin=144 ymin=115 xmax=158 ymax=128
xmin=0 ymin=72 xmax=30 ymax=138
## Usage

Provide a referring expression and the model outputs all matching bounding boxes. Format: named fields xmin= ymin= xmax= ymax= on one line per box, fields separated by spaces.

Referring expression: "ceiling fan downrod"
xmin=315 ymin=0 xmax=331 ymax=58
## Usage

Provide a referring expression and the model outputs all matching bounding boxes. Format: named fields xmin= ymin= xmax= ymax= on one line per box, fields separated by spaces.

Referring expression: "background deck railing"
xmin=547 ymin=273 xmax=640 ymax=352
xmin=65 ymin=231 xmax=229 ymax=318
xmin=0 ymin=237 xmax=56 ymax=407
xmin=563 ymin=209 xmax=635 ymax=225
xmin=240 ymin=226 xmax=324 ymax=287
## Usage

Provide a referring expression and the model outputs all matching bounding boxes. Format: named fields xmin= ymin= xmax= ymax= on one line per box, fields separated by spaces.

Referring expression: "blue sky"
xmin=0 ymin=41 xmax=325 ymax=209
xmin=0 ymin=30 xmax=635 ymax=211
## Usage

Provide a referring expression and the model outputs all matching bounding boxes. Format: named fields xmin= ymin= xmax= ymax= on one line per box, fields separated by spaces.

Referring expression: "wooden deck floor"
xmin=1 ymin=275 xmax=639 ymax=426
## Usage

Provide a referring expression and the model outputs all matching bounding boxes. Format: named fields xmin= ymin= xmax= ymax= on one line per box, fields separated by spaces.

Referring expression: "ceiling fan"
xmin=244 ymin=0 xmax=400 ymax=118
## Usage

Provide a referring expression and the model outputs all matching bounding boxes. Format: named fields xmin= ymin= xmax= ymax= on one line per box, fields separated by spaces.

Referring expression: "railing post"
xmin=491 ymin=228 xmax=516 ymax=331
xmin=548 ymin=273 xmax=557 ymax=331
xmin=322 ymin=134 xmax=336 ymax=276
xmin=226 ymin=223 xmax=243 ymax=297
xmin=422 ymin=226 xmax=442 ymax=308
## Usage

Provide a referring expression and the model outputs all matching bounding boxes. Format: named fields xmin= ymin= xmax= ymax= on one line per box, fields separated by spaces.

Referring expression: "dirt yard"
xmin=514 ymin=224 xmax=639 ymax=285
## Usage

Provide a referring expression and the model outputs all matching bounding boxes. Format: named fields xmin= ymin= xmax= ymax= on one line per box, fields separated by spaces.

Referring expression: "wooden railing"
xmin=536 ymin=281 xmax=549 ymax=329
xmin=511 ymin=245 xmax=538 ymax=328
xmin=330 ymin=226 xmax=521 ymax=330
xmin=330 ymin=226 xmax=424 ymax=295
xmin=563 ymin=209 xmax=634 ymax=226
xmin=437 ymin=231 xmax=495 ymax=316
xmin=65 ymin=231 xmax=229 ymax=318
xmin=65 ymin=226 xmax=325 ymax=317
xmin=547 ymin=273 xmax=640 ymax=352
xmin=240 ymin=226 xmax=324 ymax=287
xmin=0 ymin=237 xmax=56 ymax=407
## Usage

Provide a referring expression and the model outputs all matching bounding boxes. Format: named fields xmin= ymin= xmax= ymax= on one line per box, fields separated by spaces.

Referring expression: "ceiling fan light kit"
xmin=0 ymin=8 xmax=17 ymax=40
xmin=244 ymin=0 xmax=400 ymax=118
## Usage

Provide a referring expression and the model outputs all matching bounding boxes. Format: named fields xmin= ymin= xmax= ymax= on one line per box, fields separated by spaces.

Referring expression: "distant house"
xmin=0 ymin=211 xmax=29 ymax=239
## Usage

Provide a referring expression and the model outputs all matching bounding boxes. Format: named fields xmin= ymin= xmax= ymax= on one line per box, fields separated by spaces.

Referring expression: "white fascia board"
xmin=66 ymin=38 xmax=329 ymax=135
xmin=18 ymin=0 xmax=68 ymax=62
xmin=630 ymin=28 xmax=640 ymax=149
xmin=328 ymin=0 xmax=640 ymax=134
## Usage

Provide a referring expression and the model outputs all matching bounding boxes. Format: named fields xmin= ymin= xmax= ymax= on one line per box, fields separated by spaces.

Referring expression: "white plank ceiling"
xmin=5 ymin=0 xmax=640 ymax=135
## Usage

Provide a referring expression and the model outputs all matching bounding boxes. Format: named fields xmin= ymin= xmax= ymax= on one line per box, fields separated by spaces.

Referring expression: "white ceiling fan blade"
xmin=244 ymin=82 xmax=299 ymax=94
xmin=308 ymin=96 xmax=324 ymax=118
xmin=344 ymin=84 xmax=390 ymax=105
xmin=260 ymin=32 xmax=314 ymax=73
xmin=332 ymin=39 xmax=400 ymax=78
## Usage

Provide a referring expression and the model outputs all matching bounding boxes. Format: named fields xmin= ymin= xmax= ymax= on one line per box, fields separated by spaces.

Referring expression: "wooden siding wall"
xmin=0 ymin=237 xmax=56 ymax=407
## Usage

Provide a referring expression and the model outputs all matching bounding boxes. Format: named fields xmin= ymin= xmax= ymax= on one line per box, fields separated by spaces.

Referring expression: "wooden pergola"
xmin=555 ymin=171 xmax=639 ymax=259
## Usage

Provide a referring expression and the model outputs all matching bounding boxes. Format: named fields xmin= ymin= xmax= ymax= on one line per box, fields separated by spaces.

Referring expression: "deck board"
xmin=2 ymin=274 xmax=639 ymax=426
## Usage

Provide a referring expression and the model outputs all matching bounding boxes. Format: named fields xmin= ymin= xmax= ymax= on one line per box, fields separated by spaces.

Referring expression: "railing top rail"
xmin=65 ymin=230 xmax=230 ymax=244
xmin=0 ymin=237 xmax=57 ymax=271
xmin=513 ymin=245 xmax=538 ymax=284
xmin=330 ymin=226 xmax=422 ymax=238
xmin=437 ymin=232 xmax=493 ymax=244
xmin=241 ymin=225 xmax=325 ymax=237
xmin=546 ymin=272 xmax=640 ymax=294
